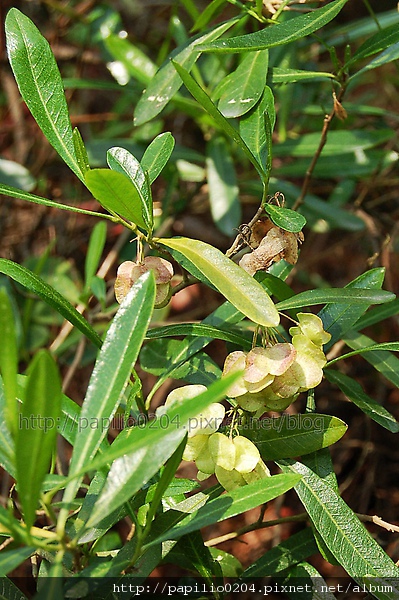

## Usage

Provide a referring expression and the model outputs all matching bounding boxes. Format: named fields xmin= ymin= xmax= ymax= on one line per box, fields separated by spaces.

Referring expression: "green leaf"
xmin=0 ymin=158 xmax=35 ymax=191
xmin=85 ymin=168 xmax=147 ymax=230
xmin=206 ymin=136 xmax=240 ymax=236
xmin=147 ymin=474 xmax=301 ymax=546
xmin=199 ymin=0 xmax=349 ymax=52
xmin=72 ymin=128 xmax=90 ymax=175
xmin=324 ymin=369 xmax=399 ymax=433
xmin=351 ymin=42 xmax=399 ymax=80
xmin=354 ymin=298 xmax=399 ymax=331
xmin=302 ymin=448 xmax=338 ymax=492
xmin=239 ymin=86 xmax=275 ymax=173
xmin=268 ymin=178 xmax=365 ymax=232
xmin=0 ymin=183 xmax=116 ymax=221
xmin=171 ymin=532 xmax=223 ymax=584
xmin=274 ymin=149 xmax=398 ymax=179
xmin=145 ymin=441 xmax=186 ymax=528
xmin=58 ymin=271 xmax=156 ymax=532
xmin=146 ymin=323 xmax=252 ymax=350
xmin=157 ymin=236 xmax=279 ymax=327
xmin=0 ymin=547 xmax=35 ymax=577
xmin=278 ymin=460 xmax=399 ymax=583
xmin=172 ymin=62 xmax=266 ymax=179
xmin=276 ymin=288 xmax=395 ymax=311
xmin=104 ymin=34 xmax=157 ymax=85
xmin=141 ymin=132 xmax=175 ymax=184
xmin=329 ymin=342 xmax=399 ymax=364
xmin=0 ymin=289 xmax=18 ymax=437
xmin=264 ymin=205 xmax=306 ymax=233
xmin=282 ymin=562 xmax=337 ymax=600
xmin=273 ymin=130 xmax=394 ymax=157
xmin=134 ymin=18 xmax=239 ymax=125
xmin=345 ymin=22 xmax=399 ymax=68
xmin=5 ymin=9 xmax=83 ymax=181
xmin=191 ymin=0 xmax=226 ymax=32
xmin=0 ymin=259 xmax=102 ymax=349
xmin=0 ymin=379 xmax=16 ymax=477
xmin=319 ymin=268 xmax=386 ymax=349
xmin=270 ymin=67 xmax=335 ymax=83
xmin=84 ymin=222 xmax=107 ymax=292
xmin=16 ymin=351 xmax=62 ymax=529
xmin=242 ymin=414 xmax=347 ymax=461
xmin=240 ymin=528 xmax=317 ymax=579
xmin=107 ymin=147 xmax=153 ymax=231
xmin=343 ymin=330 xmax=399 ymax=390
xmin=218 ymin=49 xmax=269 ymax=118
xmin=81 ymin=374 xmax=238 ymax=530
xmin=144 ymin=300 xmax=247 ymax=403
xmin=208 ymin=547 xmax=242 ymax=578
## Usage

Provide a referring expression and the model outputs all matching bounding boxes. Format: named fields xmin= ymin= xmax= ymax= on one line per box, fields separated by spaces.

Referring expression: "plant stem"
xmin=292 ymin=85 xmax=346 ymax=211
xmin=205 ymin=512 xmax=308 ymax=546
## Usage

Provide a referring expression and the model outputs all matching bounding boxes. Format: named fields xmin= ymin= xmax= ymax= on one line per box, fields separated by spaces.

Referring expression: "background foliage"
xmin=0 ymin=0 xmax=399 ymax=598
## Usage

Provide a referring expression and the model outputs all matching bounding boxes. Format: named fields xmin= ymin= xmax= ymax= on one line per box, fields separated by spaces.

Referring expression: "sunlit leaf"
xmin=325 ymin=369 xmax=399 ymax=433
xmin=157 ymin=236 xmax=279 ymax=327
xmin=199 ymin=0 xmax=349 ymax=52
xmin=242 ymin=414 xmax=347 ymax=460
xmin=218 ymin=50 xmax=269 ymax=118
xmin=5 ymin=9 xmax=83 ymax=180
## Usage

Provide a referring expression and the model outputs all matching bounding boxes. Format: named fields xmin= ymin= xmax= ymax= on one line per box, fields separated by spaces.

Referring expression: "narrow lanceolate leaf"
xmin=16 ymin=351 xmax=62 ymax=530
xmin=84 ymin=221 xmax=107 ymax=292
xmin=172 ymin=62 xmax=266 ymax=179
xmin=58 ymin=272 xmax=155 ymax=532
xmin=107 ymin=147 xmax=153 ymax=231
xmin=283 ymin=563 xmax=337 ymax=600
xmin=324 ymin=369 xmax=399 ymax=433
xmin=240 ymin=528 xmax=318 ymax=579
xmin=242 ymin=414 xmax=347 ymax=461
xmin=141 ymin=132 xmax=175 ymax=184
xmin=199 ymin=0 xmax=349 ymax=52
xmin=145 ymin=323 xmax=252 ymax=350
xmin=72 ymin=128 xmax=90 ymax=175
xmin=270 ymin=67 xmax=334 ymax=83
xmin=0 ymin=259 xmax=102 ymax=349
xmin=239 ymin=86 xmax=274 ymax=171
xmin=0 ymin=289 xmax=18 ymax=437
xmin=5 ymin=9 xmax=83 ymax=181
xmin=134 ymin=18 xmax=240 ymax=126
xmin=85 ymin=168 xmax=147 ymax=230
xmin=319 ymin=268 xmax=385 ymax=350
xmin=206 ymin=136 xmax=241 ymax=236
xmin=156 ymin=236 xmax=280 ymax=327
xmin=276 ymin=288 xmax=395 ymax=311
xmin=278 ymin=460 xmax=399 ymax=587
xmin=83 ymin=377 xmax=237 ymax=530
xmin=146 ymin=474 xmax=301 ymax=546
xmin=343 ymin=330 xmax=399 ymax=390
xmin=273 ymin=130 xmax=393 ymax=157
xmin=345 ymin=22 xmax=399 ymax=68
xmin=0 ymin=183 xmax=116 ymax=221
xmin=104 ymin=34 xmax=157 ymax=85
xmin=218 ymin=49 xmax=269 ymax=118
xmin=351 ymin=42 xmax=399 ymax=80
xmin=0 ymin=381 xmax=16 ymax=478
xmin=0 ymin=546 xmax=35 ymax=578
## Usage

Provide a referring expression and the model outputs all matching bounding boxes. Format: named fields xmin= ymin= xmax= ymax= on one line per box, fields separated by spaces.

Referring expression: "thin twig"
xmin=358 ymin=514 xmax=399 ymax=533
xmin=205 ymin=509 xmax=399 ymax=548
xmin=226 ymin=204 xmax=264 ymax=258
xmin=292 ymin=86 xmax=346 ymax=211
xmin=204 ymin=512 xmax=308 ymax=547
